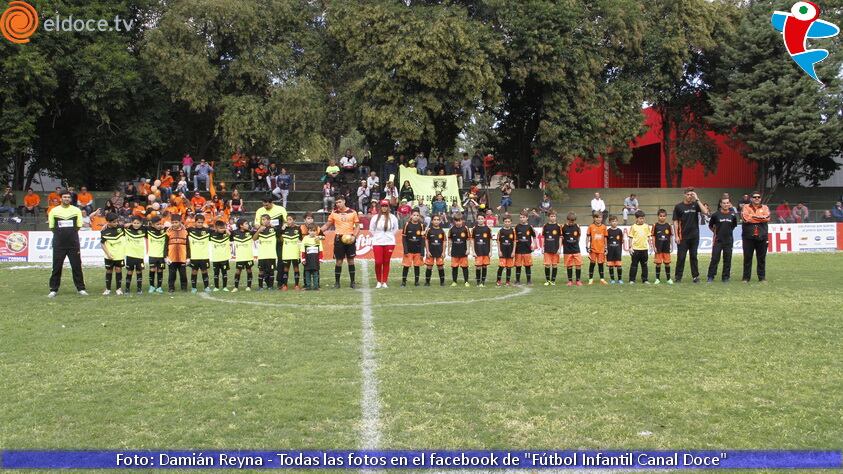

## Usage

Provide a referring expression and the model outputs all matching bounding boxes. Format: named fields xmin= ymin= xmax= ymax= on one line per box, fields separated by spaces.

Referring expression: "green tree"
xmin=707 ymin=0 xmax=843 ymax=193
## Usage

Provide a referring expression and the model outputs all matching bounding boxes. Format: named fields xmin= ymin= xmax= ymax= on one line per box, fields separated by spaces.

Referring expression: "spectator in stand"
xmin=359 ymin=150 xmax=372 ymax=180
xmin=498 ymin=179 xmax=513 ymax=213
xmin=253 ymin=162 xmax=269 ymax=191
xmin=271 ymin=167 xmax=293 ymax=207
xmin=472 ymin=151 xmax=484 ymax=184
xmin=383 ymin=155 xmax=398 ymax=183
xmin=383 ymin=180 xmax=399 ymax=208
xmin=432 ymin=194 xmax=448 ymax=221
xmin=193 ymin=159 xmax=213 ymax=192
xmin=399 ymin=180 xmax=415 ymax=203
xmin=119 ymin=201 xmax=133 ymax=219
xmin=821 ymin=210 xmax=835 ymax=222
xmin=47 ymin=187 xmax=62 ymax=214
xmin=432 ymin=155 xmax=446 ymax=175
xmin=76 ymin=187 xmax=94 ymax=214
xmin=174 ymin=172 xmax=189 ymax=194
xmin=623 ymin=193 xmax=639 ymax=224
xmin=528 ymin=208 xmax=543 ymax=227
xmin=483 ymin=209 xmax=498 ymax=227
xmin=357 ymin=180 xmax=370 ymax=212
xmin=325 ymin=159 xmax=340 ymax=185
xmin=367 ymin=171 xmax=380 ymax=199
xmin=791 ymin=201 xmax=810 ymax=223
xmin=159 ymin=170 xmax=174 ymax=200
xmin=832 ymin=202 xmax=843 ymax=222
xmin=123 ymin=182 xmax=137 ymax=204
xmin=139 ymin=178 xmax=152 ymax=199
xmin=776 ymin=200 xmax=792 ymax=223
xmin=738 ymin=194 xmax=751 ymax=212
xmin=181 ymin=153 xmax=194 ymax=181
xmin=232 ymin=152 xmax=247 ymax=179
xmin=397 ymin=199 xmax=412 ymax=225
xmin=190 ymin=191 xmax=206 ymax=211
xmin=229 ymin=189 xmax=244 ymax=218
xmin=267 ymin=162 xmax=280 ymax=181
xmin=23 ymin=188 xmax=41 ymax=217
xmin=417 ymin=197 xmax=431 ymax=226
xmin=463 ymin=193 xmax=479 ymax=226
xmin=416 ymin=151 xmax=428 ymax=175
xmin=449 ymin=199 xmax=461 ymax=221
xmin=483 ymin=153 xmax=494 ymax=184
xmin=539 ymin=194 xmax=553 ymax=219
xmin=248 ymin=155 xmax=260 ymax=181
xmin=591 ymin=192 xmax=607 ymax=222
xmin=0 ymin=187 xmax=16 ymax=217
xmin=109 ymin=190 xmax=124 ymax=209
xmin=460 ymin=152 xmax=473 ymax=187
xmin=322 ymin=181 xmax=335 ymax=212
xmin=340 ymin=149 xmax=357 ymax=188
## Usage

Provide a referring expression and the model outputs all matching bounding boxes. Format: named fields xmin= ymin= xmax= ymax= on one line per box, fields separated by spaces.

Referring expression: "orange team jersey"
xmin=183 ymin=216 xmax=196 ymax=228
xmin=133 ymin=204 xmax=146 ymax=218
xmin=24 ymin=193 xmax=41 ymax=208
xmin=587 ymin=223 xmax=608 ymax=253
xmin=139 ymin=182 xmax=151 ymax=196
xmin=166 ymin=226 xmax=189 ymax=262
xmin=301 ymin=224 xmax=322 ymax=236
xmin=328 ymin=209 xmax=360 ymax=235
xmin=90 ymin=214 xmax=107 ymax=231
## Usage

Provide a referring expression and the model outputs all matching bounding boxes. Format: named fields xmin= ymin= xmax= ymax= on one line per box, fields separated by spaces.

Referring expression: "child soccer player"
xmin=300 ymin=212 xmax=323 ymax=237
xmin=146 ymin=216 xmax=167 ymax=293
xmin=187 ymin=214 xmax=212 ymax=293
xmin=210 ymin=220 xmax=232 ymax=291
xmin=253 ymin=214 xmax=278 ymax=290
xmin=401 ymin=210 xmax=425 ymax=287
xmin=280 ymin=214 xmax=302 ymax=290
xmin=424 ymin=214 xmax=447 ymax=286
xmin=301 ymin=224 xmax=323 ymax=290
xmin=513 ymin=212 xmax=536 ymax=285
xmin=707 ymin=197 xmax=738 ymax=283
xmin=166 ymin=215 xmax=189 ymax=293
xmin=123 ymin=215 xmax=147 ymax=294
xmin=496 ymin=215 xmax=516 ymax=286
xmin=447 ymin=213 xmax=470 ymax=286
xmin=652 ymin=208 xmax=674 ymax=284
xmin=586 ymin=212 xmax=608 ymax=285
xmin=231 ymin=218 xmax=255 ymax=292
xmin=101 ymin=212 xmax=125 ymax=295
xmin=627 ymin=210 xmax=652 ymax=284
xmin=606 ymin=215 xmax=624 ymax=284
xmin=470 ymin=215 xmax=492 ymax=286
xmin=541 ymin=211 xmax=561 ymax=285
xmin=562 ymin=212 xmax=583 ymax=286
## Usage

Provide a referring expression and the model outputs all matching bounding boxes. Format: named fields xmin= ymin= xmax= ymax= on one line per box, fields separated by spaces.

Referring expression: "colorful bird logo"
xmin=772 ymin=2 xmax=840 ymax=83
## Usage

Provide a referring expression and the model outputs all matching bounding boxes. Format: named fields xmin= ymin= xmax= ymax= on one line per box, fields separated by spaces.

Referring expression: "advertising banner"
xmin=0 ymin=231 xmax=29 ymax=262
xmin=398 ymin=165 xmax=461 ymax=208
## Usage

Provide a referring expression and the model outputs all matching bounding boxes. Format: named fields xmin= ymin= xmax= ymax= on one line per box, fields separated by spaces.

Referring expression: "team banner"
xmin=2 ymin=450 xmax=840 ymax=469
xmin=398 ymin=165 xmax=461 ymax=208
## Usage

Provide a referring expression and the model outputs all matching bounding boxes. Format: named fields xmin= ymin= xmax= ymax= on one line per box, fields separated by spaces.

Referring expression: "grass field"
xmin=2 ymin=253 xmax=842 ymax=464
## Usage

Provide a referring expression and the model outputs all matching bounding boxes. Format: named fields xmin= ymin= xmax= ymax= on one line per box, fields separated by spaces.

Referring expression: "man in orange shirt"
xmin=320 ymin=196 xmax=360 ymax=289
xmin=159 ymin=170 xmax=174 ymax=200
xmin=190 ymin=191 xmax=206 ymax=210
xmin=23 ymin=188 xmax=41 ymax=217
xmin=89 ymin=209 xmax=107 ymax=231
xmin=47 ymin=187 xmax=62 ymax=214
xmin=741 ymin=191 xmax=771 ymax=283
xmin=76 ymin=186 xmax=94 ymax=214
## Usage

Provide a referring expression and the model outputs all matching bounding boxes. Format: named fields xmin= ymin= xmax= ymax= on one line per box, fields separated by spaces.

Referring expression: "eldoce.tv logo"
xmin=1 ymin=0 xmax=134 ymax=44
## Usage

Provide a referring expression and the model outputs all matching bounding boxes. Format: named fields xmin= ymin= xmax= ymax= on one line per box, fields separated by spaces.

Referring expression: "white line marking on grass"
xmin=198 ymin=285 xmax=531 ymax=309
xmin=359 ymin=259 xmax=381 ymax=452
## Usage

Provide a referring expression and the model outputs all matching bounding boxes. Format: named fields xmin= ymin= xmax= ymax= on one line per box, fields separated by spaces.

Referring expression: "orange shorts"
xmin=475 ymin=255 xmax=490 ymax=266
xmin=607 ymin=260 xmax=623 ymax=267
xmin=451 ymin=256 xmax=468 ymax=268
xmin=425 ymin=256 xmax=444 ymax=266
xmin=499 ymin=258 xmax=514 ymax=268
xmin=402 ymin=253 xmax=423 ymax=266
xmin=564 ymin=254 xmax=583 ymax=267
xmin=588 ymin=252 xmax=606 ymax=264
xmin=654 ymin=252 xmax=671 ymax=264
xmin=543 ymin=253 xmax=560 ymax=265
xmin=514 ymin=253 xmax=533 ymax=267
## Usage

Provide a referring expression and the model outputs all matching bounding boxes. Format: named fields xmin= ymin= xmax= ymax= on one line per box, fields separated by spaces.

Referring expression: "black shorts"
xmin=104 ymin=258 xmax=124 ymax=269
xmin=148 ymin=257 xmax=165 ymax=270
xmin=282 ymin=259 xmax=301 ymax=267
xmin=190 ymin=259 xmax=209 ymax=270
xmin=125 ymin=256 xmax=144 ymax=271
xmin=334 ymin=236 xmax=356 ymax=260
xmin=235 ymin=260 xmax=254 ymax=270
xmin=212 ymin=261 xmax=230 ymax=271
xmin=607 ymin=248 xmax=622 ymax=262
xmin=258 ymin=259 xmax=276 ymax=271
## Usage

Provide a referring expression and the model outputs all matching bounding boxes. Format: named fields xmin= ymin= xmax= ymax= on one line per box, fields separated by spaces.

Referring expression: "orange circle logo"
xmin=1 ymin=1 xmax=38 ymax=44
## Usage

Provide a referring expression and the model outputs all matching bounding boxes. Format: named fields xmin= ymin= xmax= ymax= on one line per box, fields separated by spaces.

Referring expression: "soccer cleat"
xmin=576 ymin=281 xmax=583 ymax=287
xmin=478 ymin=283 xmax=485 ymax=288
xmin=382 ymin=283 xmax=388 ymax=289
xmin=450 ymin=282 xmax=458 ymax=287
xmin=245 ymin=287 xmax=251 ymax=291
xmin=424 ymin=282 xmax=430 ymax=287
xmin=231 ymin=288 xmax=239 ymax=293
xmin=599 ymin=279 xmax=608 ymax=285
xmin=137 ymin=289 xmax=143 ymax=295
xmin=400 ymin=282 xmax=406 ymax=287
xmin=440 ymin=281 xmax=446 ymax=287
xmin=654 ymin=279 xmax=661 ymax=285
xmin=281 ymin=285 xmax=288 ymax=291
xmin=78 ymin=290 xmax=89 ymax=296
xmin=350 ymin=282 xmax=356 ymax=289
xmin=213 ymin=287 xmax=220 ymax=292
xmin=223 ymin=287 xmax=230 ymax=292
xmin=609 ymin=280 xmax=615 ymax=284
xmin=496 ymin=280 xmax=502 ymax=287
xmin=618 ymin=280 xmax=624 ymax=285
xmin=693 ymin=277 xmax=700 ymax=284
xmin=588 ymin=278 xmax=594 ymax=285
xmin=465 ymin=282 xmax=470 ymax=287
xmin=102 ymin=289 xmax=111 ymax=296
xmin=375 ymin=282 xmax=382 ymax=289
xmin=294 ymin=285 xmax=301 ymax=290
xmin=156 ymin=287 xmax=164 ymax=293
xmin=544 ymin=281 xmax=550 ymax=286
xmin=643 ymin=281 xmax=650 ymax=285
xmin=505 ymin=281 xmax=512 ymax=287
xmin=722 ymin=278 xmax=730 ymax=283
xmin=550 ymin=281 xmax=556 ymax=286
xmin=148 ymin=286 xmax=156 ymax=293
xmin=333 ymin=283 xmax=341 ymax=289
xmin=758 ymin=279 xmax=768 ymax=284
xmin=116 ymin=288 xmax=124 ymax=296
xmin=415 ymin=281 xmax=420 ymax=287
xmin=191 ymin=288 xmax=198 ymax=294
xmin=567 ymin=281 xmax=573 ymax=287
xmin=204 ymin=287 xmax=212 ymax=293
xmin=168 ymin=289 xmax=175 ymax=294
xmin=629 ymin=281 xmax=635 ymax=285
xmin=667 ymin=279 xmax=674 ymax=285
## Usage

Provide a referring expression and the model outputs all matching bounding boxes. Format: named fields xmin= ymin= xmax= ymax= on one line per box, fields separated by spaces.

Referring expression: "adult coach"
xmin=47 ymin=190 xmax=88 ymax=297
xmin=254 ymin=196 xmax=287 ymax=287
xmin=741 ymin=191 xmax=771 ymax=283
xmin=672 ymin=187 xmax=709 ymax=283
xmin=370 ymin=199 xmax=400 ymax=288
xmin=320 ymin=196 xmax=360 ymax=288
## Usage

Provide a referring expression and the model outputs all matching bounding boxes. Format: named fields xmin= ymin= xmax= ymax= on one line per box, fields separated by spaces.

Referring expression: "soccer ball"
xmin=341 ymin=234 xmax=355 ymax=244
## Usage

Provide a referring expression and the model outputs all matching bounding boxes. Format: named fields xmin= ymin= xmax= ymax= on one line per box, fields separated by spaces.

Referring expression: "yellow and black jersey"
xmin=231 ymin=230 xmax=255 ymax=262
xmin=187 ymin=227 xmax=211 ymax=260
xmin=146 ymin=228 xmax=167 ymax=259
xmin=123 ymin=227 xmax=146 ymax=259
xmin=48 ymin=205 xmax=83 ymax=249
xmin=210 ymin=230 xmax=232 ymax=262
xmin=100 ymin=226 xmax=125 ymax=260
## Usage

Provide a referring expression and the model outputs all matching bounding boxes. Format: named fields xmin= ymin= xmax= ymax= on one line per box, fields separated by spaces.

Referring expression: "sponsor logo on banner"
xmin=28 ymin=231 xmax=104 ymax=264
xmin=0 ymin=231 xmax=28 ymax=261
xmin=793 ymin=222 xmax=837 ymax=251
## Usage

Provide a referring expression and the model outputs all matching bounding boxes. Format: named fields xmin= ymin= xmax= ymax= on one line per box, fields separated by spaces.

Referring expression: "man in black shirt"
xmin=707 ymin=197 xmax=738 ymax=282
xmin=672 ymin=187 xmax=709 ymax=283
xmin=47 ymin=190 xmax=88 ymax=297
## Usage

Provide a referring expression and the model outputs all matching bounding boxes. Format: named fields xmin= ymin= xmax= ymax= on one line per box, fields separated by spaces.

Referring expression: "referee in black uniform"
xmin=47 ymin=190 xmax=88 ymax=297
xmin=672 ymin=187 xmax=710 ymax=283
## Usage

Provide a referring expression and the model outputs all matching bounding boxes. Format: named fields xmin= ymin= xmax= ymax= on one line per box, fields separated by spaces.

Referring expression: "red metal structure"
xmin=568 ymin=107 xmax=758 ymax=188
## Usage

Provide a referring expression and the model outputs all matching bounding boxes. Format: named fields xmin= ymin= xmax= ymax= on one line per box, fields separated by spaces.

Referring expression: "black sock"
xmin=475 ymin=268 xmax=481 ymax=284
xmin=214 ymin=270 xmax=220 ymax=288
xmin=246 ymin=271 xmax=253 ymax=288
xmin=105 ymin=271 xmax=112 ymax=290
xmin=136 ymin=272 xmax=142 ymax=291
xmin=191 ymin=273 xmax=197 ymax=289
xmin=222 ymin=272 xmax=228 ymax=288
xmin=545 ymin=267 xmax=550 ymax=280
xmin=617 ymin=268 xmax=623 ymax=280
xmin=335 ymin=266 xmax=342 ymax=284
xmin=505 ymin=268 xmax=511 ymax=282
xmin=438 ymin=267 xmax=445 ymax=283
xmin=497 ymin=267 xmax=503 ymax=281
xmin=567 ymin=267 xmax=573 ymax=281
xmin=575 ymin=268 xmax=581 ymax=282
xmin=425 ymin=268 xmax=432 ymax=283
xmin=589 ymin=262 xmax=595 ymax=278
xmin=452 ymin=267 xmax=458 ymax=282
xmin=125 ymin=272 xmax=132 ymax=292
xmin=609 ymin=267 xmax=615 ymax=280
xmin=235 ymin=272 xmax=241 ymax=288
xmin=414 ymin=266 xmax=420 ymax=283
xmin=551 ymin=267 xmax=557 ymax=281
xmin=202 ymin=273 xmax=209 ymax=289
xmin=598 ymin=263 xmax=604 ymax=278
xmin=525 ymin=267 xmax=531 ymax=283
xmin=294 ymin=271 xmax=300 ymax=285
xmin=665 ymin=265 xmax=671 ymax=279
xmin=402 ymin=266 xmax=409 ymax=283
xmin=462 ymin=266 xmax=468 ymax=282
xmin=656 ymin=265 xmax=661 ymax=279
xmin=515 ymin=267 xmax=521 ymax=283
xmin=349 ymin=264 xmax=356 ymax=284
xmin=481 ymin=266 xmax=487 ymax=283
xmin=258 ymin=271 xmax=264 ymax=288
xmin=115 ymin=272 xmax=122 ymax=289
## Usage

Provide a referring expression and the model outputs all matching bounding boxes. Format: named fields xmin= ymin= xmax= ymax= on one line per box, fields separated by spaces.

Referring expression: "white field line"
xmin=359 ymin=259 xmax=381 ymax=453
